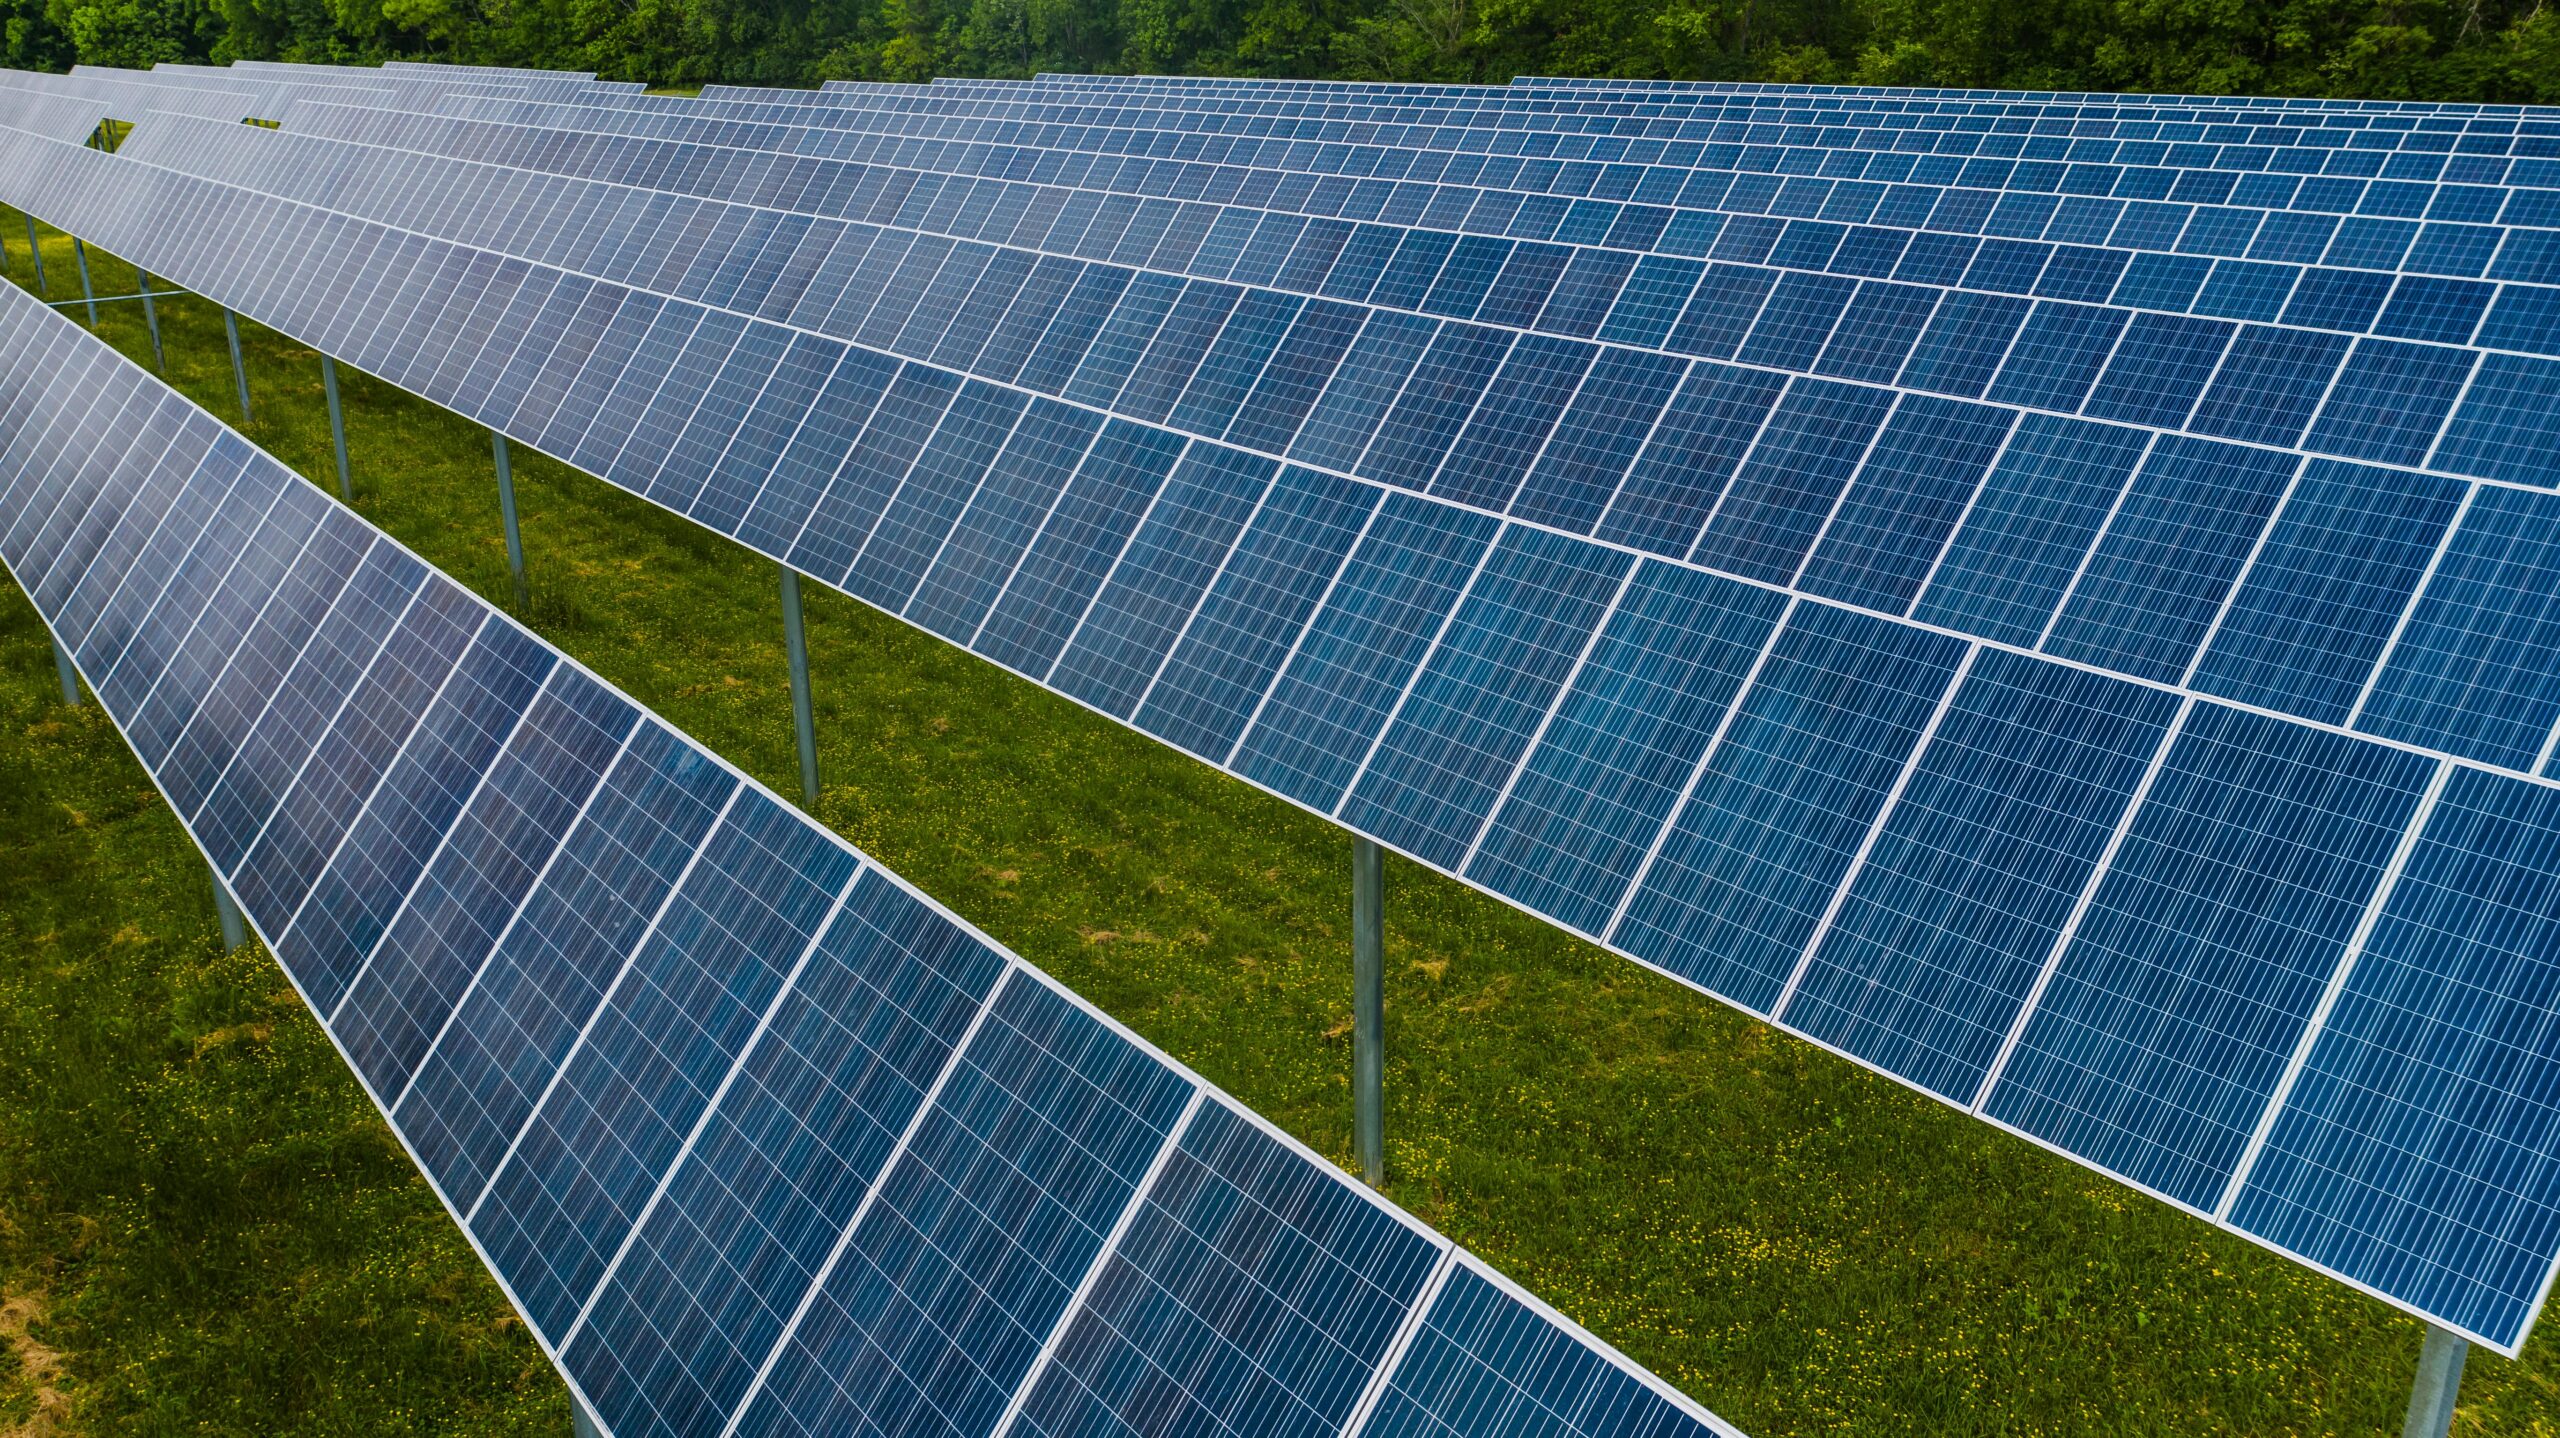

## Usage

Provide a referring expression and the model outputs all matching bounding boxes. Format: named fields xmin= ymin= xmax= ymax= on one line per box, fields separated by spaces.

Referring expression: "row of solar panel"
xmin=0 ymin=274 xmax=1733 ymax=1438
xmin=16 ymin=118 xmax=2560 ymax=1352
xmin=448 ymin=85 xmax=2560 ymax=278
xmin=978 ymin=70 xmax=2551 ymax=123
xmin=254 ymin=98 xmax=2560 ymax=511
xmin=110 ymin=109 xmax=2560 ymax=779
xmin=895 ymin=68 xmax=2529 ymax=124
xmin=242 ymin=58 xmax=644 ymax=91
xmin=382 ymin=93 xmax=2560 ymax=418
xmin=476 ymin=81 xmax=2560 ymax=294
xmin=787 ymin=73 xmax=2559 ymax=152
xmin=0 ymin=87 xmax=118 ymax=144
xmin=414 ymin=95 xmax=2560 ymax=399
xmin=662 ymin=76 xmax=2560 ymax=194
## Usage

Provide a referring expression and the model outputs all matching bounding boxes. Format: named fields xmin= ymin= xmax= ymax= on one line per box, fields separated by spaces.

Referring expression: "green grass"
xmin=2 ymin=213 xmax=2557 ymax=1437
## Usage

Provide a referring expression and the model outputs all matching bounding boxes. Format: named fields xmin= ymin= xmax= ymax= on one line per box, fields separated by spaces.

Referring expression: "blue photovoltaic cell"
xmin=1466 ymin=564 xmax=1786 ymax=937
xmin=2081 ymin=313 xmax=2233 ymax=430
xmin=1050 ymin=443 xmax=1276 ymax=719
xmin=1595 ymin=362 xmax=1784 ymax=558
xmin=2304 ymin=339 xmax=2477 ymax=469
xmin=973 ymin=420 xmax=1187 ymax=676
xmin=333 ymin=667 xmax=638 ymax=1100
xmin=2190 ymin=461 xmax=2468 ymax=727
xmin=1985 ymin=705 xmax=2436 ymax=1211
xmin=1428 ymin=333 xmax=1592 ymax=513
xmin=905 ymin=400 xmax=1104 ymax=644
xmin=2358 ymin=485 xmax=2560 ymax=772
xmin=231 ymin=580 xmax=484 ymax=945
xmin=1360 ymin=323 xmax=1514 ymax=491
xmin=1012 ymin=1100 xmax=1441 ymax=1438
xmin=1362 ymin=1263 xmax=1717 ymax=1438
xmin=395 ymin=720 xmax=735 ymax=1207
xmin=1782 ymin=651 xmax=2179 ymax=1102
xmin=280 ymin=618 xmax=555 ymax=1008
xmin=2039 ymin=435 xmax=2299 ymax=686
xmin=734 ymin=975 xmax=1191 ymax=1438
xmin=2436 ymin=354 xmax=2560 ymax=487
xmin=1133 ymin=467 xmax=1382 ymax=763
xmin=843 ymin=381 xmax=1030 ymax=612
xmin=1234 ymin=495 xmax=1499 ymax=810
xmin=1689 ymin=379 xmax=1895 ymax=586
xmin=1508 ymin=347 xmax=1686 ymax=534
xmin=1614 ymin=604 xmax=1968 ymax=1014
xmin=1909 ymin=415 xmax=2148 ymax=647
xmin=1289 ymin=310 xmax=1436 ymax=474
xmin=2230 ymin=767 xmax=2560 ymax=1348
xmin=566 ymin=870 xmax=1006 ymax=1438
xmin=469 ymin=788 xmax=857 ymax=1341
xmin=1795 ymin=396 xmax=2015 ymax=614
xmin=1337 ymin=525 xmax=1631 ymax=870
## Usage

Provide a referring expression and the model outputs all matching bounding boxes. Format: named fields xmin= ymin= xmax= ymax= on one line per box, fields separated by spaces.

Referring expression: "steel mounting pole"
xmin=572 ymin=1392 xmax=604 ymax=1438
xmin=210 ymin=866 xmax=246 ymax=952
xmin=780 ymin=564 xmax=819 ymax=809
xmin=24 ymin=213 xmax=46 ymax=296
xmin=2401 ymin=1326 xmax=2466 ymax=1438
xmin=321 ymin=355 xmax=353 ymax=500
xmin=491 ymin=431 xmax=527 ymax=608
xmin=136 ymin=268 xmax=163 ymax=371
xmin=1353 ymin=834 xmax=1385 ymax=1188
xmin=51 ymin=634 xmax=80 ymax=707
xmin=222 ymin=308 xmax=251 ymax=423
xmin=71 ymin=236 xmax=96 ymax=327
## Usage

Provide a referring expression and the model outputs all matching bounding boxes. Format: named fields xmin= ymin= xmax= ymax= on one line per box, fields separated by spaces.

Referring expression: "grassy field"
xmin=2 ymin=214 xmax=2557 ymax=1437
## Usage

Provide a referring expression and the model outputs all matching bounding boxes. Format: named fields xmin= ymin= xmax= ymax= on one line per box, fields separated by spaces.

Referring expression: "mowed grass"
xmin=1 ymin=213 xmax=2557 ymax=1437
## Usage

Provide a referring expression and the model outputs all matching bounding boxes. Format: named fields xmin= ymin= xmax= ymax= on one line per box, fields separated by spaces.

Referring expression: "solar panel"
xmin=187 ymin=105 xmax=2559 ymax=705
xmin=408 ymin=88 xmax=2558 ymax=378
xmin=14 ymin=83 xmax=2560 ymax=1355
xmin=1 ymin=69 xmax=262 ymax=126
xmin=0 ymin=269 xmax=1733 ymax=1438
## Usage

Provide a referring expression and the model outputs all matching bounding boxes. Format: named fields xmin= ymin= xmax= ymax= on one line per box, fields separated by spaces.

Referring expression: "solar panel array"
xmin=0 ymin=264 xmax=1735 ymax=1438
xmin=12 ymin=62 xmax=2560 ymax=1354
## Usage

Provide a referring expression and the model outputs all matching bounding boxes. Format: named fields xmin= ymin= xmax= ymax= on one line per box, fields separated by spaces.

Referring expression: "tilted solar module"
xmin=3 ymin=68 xmax=264 ymax=125
xmin=226 ymin=100 xmax=2560 ymax=716
xmin=418 ymin=86 xmax=2560 ymax=363
xmin=18 ymin=85 xmax=2560 ymax=1352
xmin=65 ymin=63 xmax=405 ymax=118
xmin=0 ymin=83 xmax=118 ymax=144
xmin=0 ymin=269 xmax=1736 ymax=1438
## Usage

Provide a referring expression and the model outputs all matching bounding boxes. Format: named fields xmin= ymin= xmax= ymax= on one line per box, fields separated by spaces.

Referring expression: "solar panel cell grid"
xmin=0 ymin=275 xmax=1730 ymax=1438
xmin=13 ymin=64 xmax=2560 ymax=1355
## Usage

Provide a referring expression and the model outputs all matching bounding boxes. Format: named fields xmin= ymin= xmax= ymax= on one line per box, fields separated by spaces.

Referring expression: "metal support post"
xmin=51 ymin=634 xmax=80 ymax=707
xmin=1353 ymin=834 xmax=1385 ymax=1188
xmin=138 ymin=268 xmax=163 ymax=371
xmin=71 ymin=236 xmax=96 ymax=327
xmin=572 ymin=1392 xmax=604 ymax=1437
xmin=780 ymin=565 xmax=819 ymax=809
xmin=24 ymin=213 xmax=45 ymax=296
xmin=492 ymin=431 xmax=527 ymax=608
xmin=2401 ymin=1326 xmax=2466 ymax=1438
xmin=321 ymin=355 xmax=352 ymax=499
xmin=223 ymin=308 xmax=252 ymax=423
xmin=210 ymin=864 xmax=246 ymax=952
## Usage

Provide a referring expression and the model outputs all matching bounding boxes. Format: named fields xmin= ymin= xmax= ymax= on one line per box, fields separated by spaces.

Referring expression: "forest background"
xmin=12 ymin=0 xmax=2560 ymax=117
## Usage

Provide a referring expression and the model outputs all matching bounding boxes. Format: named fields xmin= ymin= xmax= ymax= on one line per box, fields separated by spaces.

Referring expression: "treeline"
xmin=10 ymin=0 xmax=2560 ymax=113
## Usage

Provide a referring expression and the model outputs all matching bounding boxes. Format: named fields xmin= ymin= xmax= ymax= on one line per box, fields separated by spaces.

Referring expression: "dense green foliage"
xmin=11 ymin=0 xmax=2560 ymax=114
